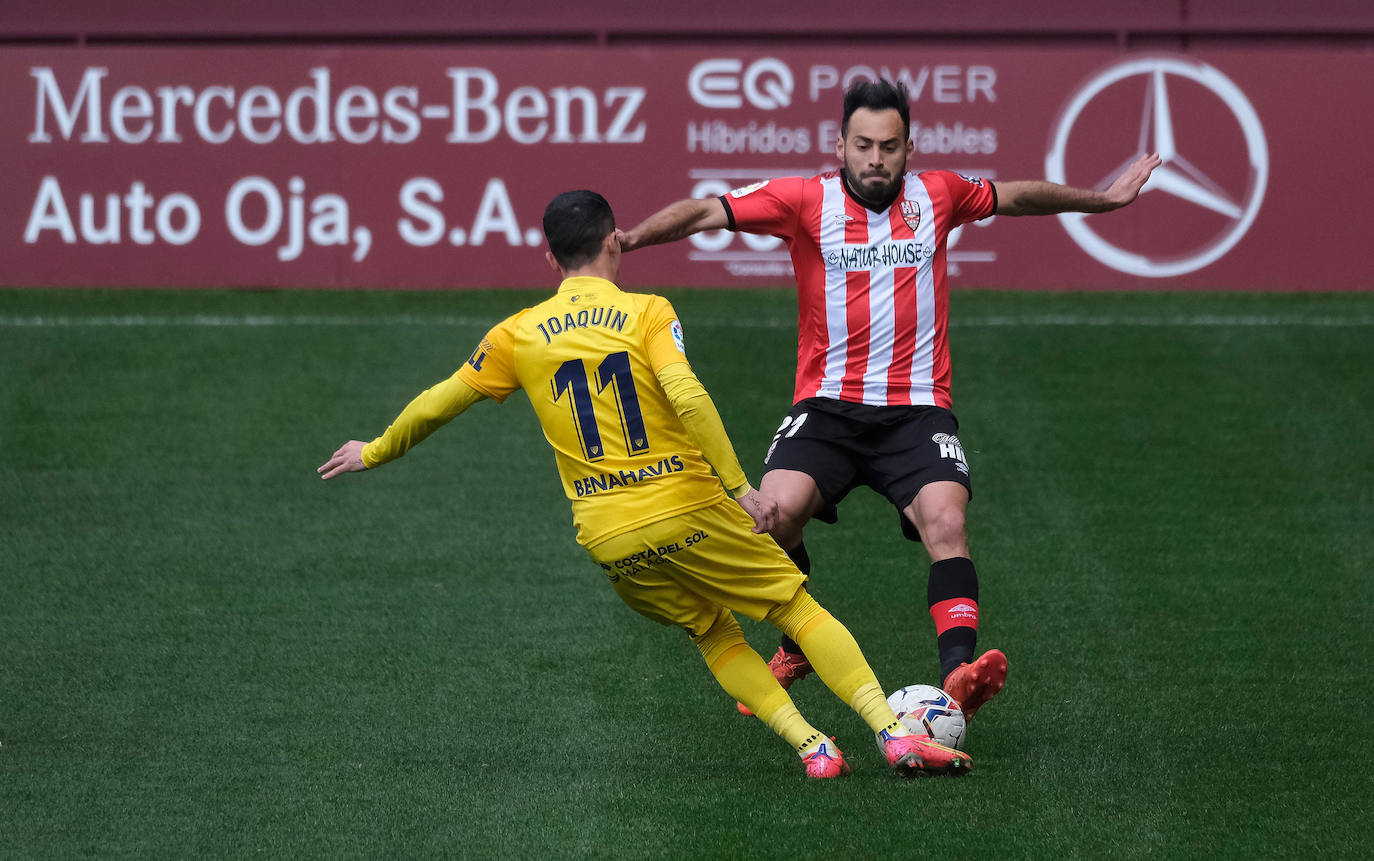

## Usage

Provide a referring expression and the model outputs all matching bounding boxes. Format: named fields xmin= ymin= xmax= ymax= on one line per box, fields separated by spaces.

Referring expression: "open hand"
xmin=1104 ymin=152 xmax=1163 ymax=208
xmin=317 ymin=440 xmax=368 ymax=480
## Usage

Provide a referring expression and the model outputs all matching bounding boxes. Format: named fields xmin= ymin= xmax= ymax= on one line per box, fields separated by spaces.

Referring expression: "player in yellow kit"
xmin=318 ymin=190 xmax=971 ymax=779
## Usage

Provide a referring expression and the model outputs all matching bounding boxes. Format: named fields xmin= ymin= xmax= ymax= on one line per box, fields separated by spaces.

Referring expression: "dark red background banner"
xmin=8 ymin=0 xmax=1373 ymax=39
xmin=4 ymin=44 xmax=1370 ymax=290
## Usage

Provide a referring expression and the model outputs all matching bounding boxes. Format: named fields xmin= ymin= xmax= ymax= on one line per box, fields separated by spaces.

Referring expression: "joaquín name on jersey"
xmin=456 ymin=276 xmax=731 ymax=548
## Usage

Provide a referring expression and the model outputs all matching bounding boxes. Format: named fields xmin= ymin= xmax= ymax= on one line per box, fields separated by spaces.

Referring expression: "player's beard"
xmin=841 ymin=168 xmax=903 ymax=211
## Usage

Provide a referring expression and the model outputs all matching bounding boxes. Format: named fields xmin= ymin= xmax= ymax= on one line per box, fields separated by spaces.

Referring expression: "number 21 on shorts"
xmin=765 ymin=412 xmax=808 ymax=464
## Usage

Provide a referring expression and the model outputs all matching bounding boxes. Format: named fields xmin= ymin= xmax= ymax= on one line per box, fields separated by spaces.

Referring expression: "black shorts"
xmin=761 ymin=398 xmax=972 ymax=542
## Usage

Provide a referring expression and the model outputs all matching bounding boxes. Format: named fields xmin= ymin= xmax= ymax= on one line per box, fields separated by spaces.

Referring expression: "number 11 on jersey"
xmin=552 ymin=351 xmax=650 ymax=462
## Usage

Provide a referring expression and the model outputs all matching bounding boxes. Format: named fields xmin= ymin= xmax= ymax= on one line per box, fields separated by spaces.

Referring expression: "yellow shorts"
xmin=585 ymin=497 xmax=807 ymax=638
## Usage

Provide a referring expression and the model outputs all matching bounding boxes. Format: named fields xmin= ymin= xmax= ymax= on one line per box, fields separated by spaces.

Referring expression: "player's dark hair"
xmin=841 ymin=79 xmax=911 ymax=140
xmin=543 ymin=190 xmax=615 ymax=270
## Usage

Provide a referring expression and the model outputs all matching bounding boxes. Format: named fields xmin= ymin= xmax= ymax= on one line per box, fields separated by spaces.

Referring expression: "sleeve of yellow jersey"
xmin=360 ymin=315 xmax=522 ymax=469
xmin=360 ymin=373 xmax=487 ymax=468
xmin=642 ymin=296 xmax=752 ymax=499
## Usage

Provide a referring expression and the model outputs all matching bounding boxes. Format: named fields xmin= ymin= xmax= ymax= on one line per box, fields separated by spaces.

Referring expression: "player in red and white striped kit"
xmin=621 ymin=80 xmax=1159 ymax=722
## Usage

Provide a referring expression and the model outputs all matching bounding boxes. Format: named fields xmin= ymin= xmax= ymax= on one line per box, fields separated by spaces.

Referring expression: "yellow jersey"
xmin=457 ymin=276 xmax=730 ymax=547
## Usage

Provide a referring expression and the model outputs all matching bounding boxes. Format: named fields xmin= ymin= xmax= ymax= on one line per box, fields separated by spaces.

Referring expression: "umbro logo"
xmin=949 ymin=603 xmax=977 ymax=614
xmin=833 ymin=214 xmax=855 ymax=223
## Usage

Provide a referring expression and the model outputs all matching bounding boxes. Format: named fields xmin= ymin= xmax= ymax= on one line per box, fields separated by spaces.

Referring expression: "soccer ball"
xmin=885 ymin=684 xmax=967 ymax=750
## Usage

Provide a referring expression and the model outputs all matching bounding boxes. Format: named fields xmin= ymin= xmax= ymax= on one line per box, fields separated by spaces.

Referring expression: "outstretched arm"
xmin=617 ymin=197 xmax=731 ymax=252
xmin=316 ymin=374 xmax=488 ymax=480
xmin=995 ymin=152 xmax=1162 ymax=216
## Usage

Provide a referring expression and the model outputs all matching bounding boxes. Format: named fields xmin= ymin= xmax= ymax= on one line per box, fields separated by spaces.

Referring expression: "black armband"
xmin=717 ymin=195 xmax=737 ymax=231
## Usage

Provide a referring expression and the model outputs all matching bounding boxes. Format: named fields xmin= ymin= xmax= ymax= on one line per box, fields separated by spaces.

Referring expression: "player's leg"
xmin=764 ymin=587 xmax=971 ymax=776
xmin=643 ymin=498 xmax=968 ymax=776
xmin=905 ymin=480 xmax=976 ymax=674
xmin=904 ymin=481 xmax=1006 ymax=720
xmin=588 ymin=510 xmax=848 ymax=777
xmin=755 ymin=468 xmax=824 ymax=687
xmin=873 ymin=408 xmax=1006 ymax=721
xmin=692 ymin=608 xmax=848 ymax=778
xmin=756 ymin=401 xmax=858 ymax=694
xmin=760 ymin=468 xmax=822 ymax=552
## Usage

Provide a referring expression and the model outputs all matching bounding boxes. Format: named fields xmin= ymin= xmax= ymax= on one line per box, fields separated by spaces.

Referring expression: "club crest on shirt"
xmin=900 ymin=199 xmax=922 ymax=231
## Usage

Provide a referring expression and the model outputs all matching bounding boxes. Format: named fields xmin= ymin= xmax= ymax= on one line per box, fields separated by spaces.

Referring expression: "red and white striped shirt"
xmin=721 ymin=170 xmax=995 ymax=409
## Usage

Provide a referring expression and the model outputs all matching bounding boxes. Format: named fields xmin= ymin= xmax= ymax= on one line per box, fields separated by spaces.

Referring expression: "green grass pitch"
xmin=2 ymin=287 xmax=1371 ymax=858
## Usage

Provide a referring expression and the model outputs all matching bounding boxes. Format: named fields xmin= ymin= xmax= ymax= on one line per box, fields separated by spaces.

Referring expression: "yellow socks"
xmin=851 ymin=680 xmax=909 ymax=738
xmin=690 ymin=596 xmax=906 ymax=754
xmin=766 ymin=590 xmax=905 ymax=736
xmin=693 ymin=612 xmax=823 ymax=751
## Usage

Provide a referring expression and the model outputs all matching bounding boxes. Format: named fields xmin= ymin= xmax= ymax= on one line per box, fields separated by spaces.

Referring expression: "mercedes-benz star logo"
xmin=1046 ymin=57 xmax=1268 ymax=278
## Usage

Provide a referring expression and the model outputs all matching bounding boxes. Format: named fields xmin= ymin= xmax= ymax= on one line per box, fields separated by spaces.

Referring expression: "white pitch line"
xmin=0 ymin=313 xmax=1371 ymax=329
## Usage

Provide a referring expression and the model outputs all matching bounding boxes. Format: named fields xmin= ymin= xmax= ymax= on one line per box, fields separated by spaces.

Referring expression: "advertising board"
xmin=5 ymin=45 xmax=1368 ymax=289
